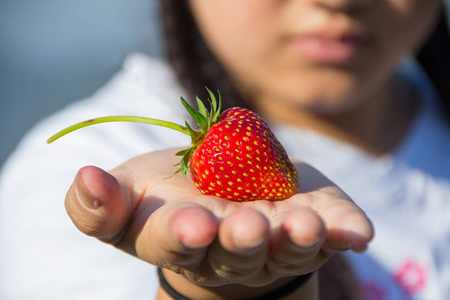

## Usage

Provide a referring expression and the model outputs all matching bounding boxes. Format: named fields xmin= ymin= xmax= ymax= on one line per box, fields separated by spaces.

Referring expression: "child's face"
xmin=189 ymin=0 xmax=441 ymax=115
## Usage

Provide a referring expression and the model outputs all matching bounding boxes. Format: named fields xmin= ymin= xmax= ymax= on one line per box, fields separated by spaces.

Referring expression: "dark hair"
xmin=160 ymin=1 xmax=450 ymax=121
xmin=416 ymin=9 xmax=450 ymax=121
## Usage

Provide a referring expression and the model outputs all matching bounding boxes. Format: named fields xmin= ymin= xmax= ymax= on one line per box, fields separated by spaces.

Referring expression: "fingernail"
xmin=75 ymin=171 xmax=100 ymax=210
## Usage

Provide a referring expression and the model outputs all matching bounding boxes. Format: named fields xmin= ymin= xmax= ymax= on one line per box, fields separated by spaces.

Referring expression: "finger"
xmin=208 ymin=208 xmax=270 ymax=282
xmin=65 ymin=166 xmax=132 ymax=244
xmin=318 ymin=197 xmax=374 ymax=253
xmin=293 ymin=162 xmax=374 ymax=253
xmin=268 ymin=208 xmax=326 ymax=274
xmin=129 ymin=203 xmax=218 ymax=271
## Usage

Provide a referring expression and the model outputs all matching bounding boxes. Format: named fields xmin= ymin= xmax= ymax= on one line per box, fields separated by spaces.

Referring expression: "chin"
xmin=303 ymin=98 xmax=360 ymax=116
xmin=277 ymin=70 xmax=363 ymax=114
xmin=281 ymin=86 xmax=361 ymax=116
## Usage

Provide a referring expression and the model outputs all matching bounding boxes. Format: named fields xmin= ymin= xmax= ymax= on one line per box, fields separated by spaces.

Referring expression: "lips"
xmin=286 ymin=28 xmax=368 ymax=65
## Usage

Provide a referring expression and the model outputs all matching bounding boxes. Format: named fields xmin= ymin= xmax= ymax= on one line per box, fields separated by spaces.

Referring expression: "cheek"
xmin=189 ymin=0 xmax=279 ymax=67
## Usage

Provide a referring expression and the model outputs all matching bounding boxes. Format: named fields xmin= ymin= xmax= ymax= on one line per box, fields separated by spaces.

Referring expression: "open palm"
xmin=65 ymin=148 xmax=373 ymax=290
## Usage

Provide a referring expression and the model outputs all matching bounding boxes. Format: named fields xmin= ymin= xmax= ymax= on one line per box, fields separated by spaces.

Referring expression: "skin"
xmin=65 ymin=0 xmax=441 ymax=299
xmin=189 ymin=0 xmax=441 ymax=155
xmin=67 ymin=149 xmax=371 ymax=299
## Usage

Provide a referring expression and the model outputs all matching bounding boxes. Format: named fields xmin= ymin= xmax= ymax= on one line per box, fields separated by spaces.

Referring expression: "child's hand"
xmin=65 ymin=148 xmax=373 ymax=297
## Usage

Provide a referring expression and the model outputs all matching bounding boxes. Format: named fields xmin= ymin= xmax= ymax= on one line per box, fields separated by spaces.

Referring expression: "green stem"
xmin=46 ymin=116 xmax=190 ymax=144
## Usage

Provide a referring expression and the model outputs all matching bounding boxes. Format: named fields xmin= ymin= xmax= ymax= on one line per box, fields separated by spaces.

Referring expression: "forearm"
xmin=156 ymin=268 xmax=318 ymax=300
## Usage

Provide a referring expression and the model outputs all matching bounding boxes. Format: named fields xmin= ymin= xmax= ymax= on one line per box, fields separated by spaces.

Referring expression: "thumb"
xmin=65 ymin=165 xmax=131 ymax=244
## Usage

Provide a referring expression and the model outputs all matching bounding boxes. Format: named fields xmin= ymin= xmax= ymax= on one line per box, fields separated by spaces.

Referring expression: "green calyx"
xmin=174 ymin=87 xmax=222 ymax=177
xmin=46 ymin=87 xmax=222 ymax=178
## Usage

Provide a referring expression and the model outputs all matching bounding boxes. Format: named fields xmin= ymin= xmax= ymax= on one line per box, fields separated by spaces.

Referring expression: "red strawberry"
xmin=190 ymin=107 xmax=298 ymax=201
xmin=47 ymin=88 xmax=299 ymax=201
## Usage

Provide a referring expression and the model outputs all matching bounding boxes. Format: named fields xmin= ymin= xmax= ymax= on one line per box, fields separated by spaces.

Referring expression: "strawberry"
xmin=47 ymin=88 xmax=299 ymax=201
xmin=189 ymin=107 xmax=298 ymax=201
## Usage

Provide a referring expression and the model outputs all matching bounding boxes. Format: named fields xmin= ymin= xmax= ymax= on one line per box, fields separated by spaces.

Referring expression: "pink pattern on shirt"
xmin=394 ymin=260 xmax=427 ymax=295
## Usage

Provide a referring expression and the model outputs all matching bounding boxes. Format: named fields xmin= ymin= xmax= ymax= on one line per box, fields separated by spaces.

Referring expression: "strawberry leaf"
xmin=180 ymin=97 xmax=208 ymax=132
xmin=208 ymin=89 xmax=222 ymax=123
xmin=196 ymin=96 xmax=209 ymax=120
xmin=175 ymin=148 xmax=191 ymax=156
xmin=185 ymin=121 xmax=199 ymax=143
xmin=179 ymin=149 xmax=193 ymax=177
xmin=206 ymin=87 xmax=217 ymax=112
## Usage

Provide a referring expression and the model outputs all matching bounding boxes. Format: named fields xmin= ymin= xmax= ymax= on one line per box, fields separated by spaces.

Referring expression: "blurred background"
xmin=1 ymin=2 xmax=450 ymax=168
xmin=0 ymin=0 xmax=162 ymax=168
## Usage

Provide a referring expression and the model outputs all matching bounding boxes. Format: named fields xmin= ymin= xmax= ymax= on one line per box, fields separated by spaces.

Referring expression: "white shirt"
xmin=1 ymin=53 xmax=449 ymax=299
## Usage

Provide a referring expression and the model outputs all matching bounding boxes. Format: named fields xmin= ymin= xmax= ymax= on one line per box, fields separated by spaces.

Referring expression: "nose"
xmin=312 ymin=0 xmax=374 ymax=11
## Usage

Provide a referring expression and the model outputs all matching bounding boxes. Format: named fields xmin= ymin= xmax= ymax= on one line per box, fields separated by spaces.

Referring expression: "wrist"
xmin=156 ymin=268 xmax=318 ymax=300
